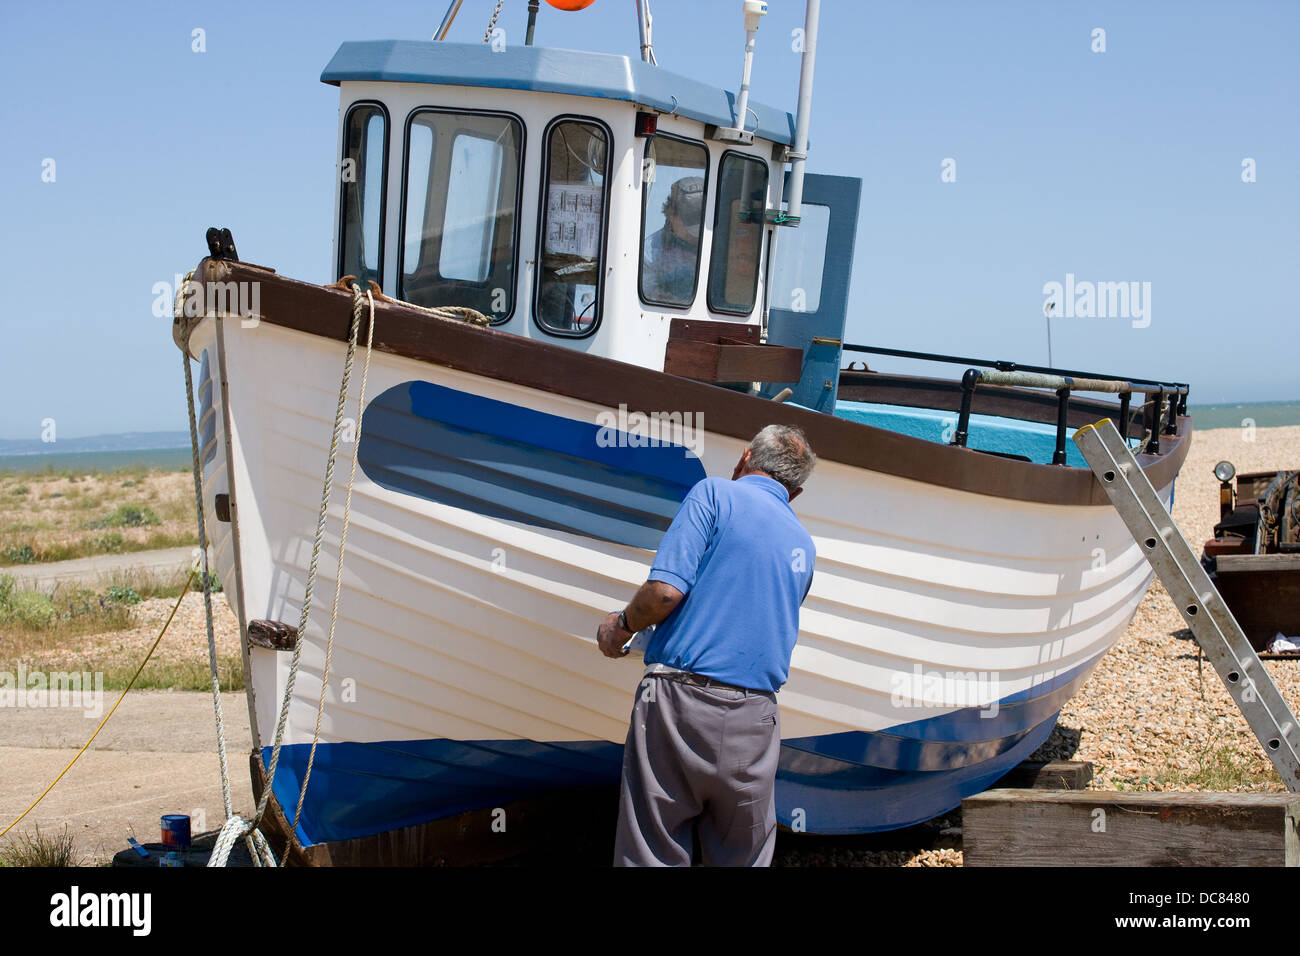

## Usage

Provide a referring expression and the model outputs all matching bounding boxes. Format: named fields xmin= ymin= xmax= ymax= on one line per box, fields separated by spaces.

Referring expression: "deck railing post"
xmin=1053 ymin=386 xmax=1071 ymax=465
xmin=1146 ymin=389 xmax=1163 ymax=455
xmin=952 ymin=368 xmax=979 ymax=448
xmin=1118 ymin=390 xmax=1132 ymax=441
xmin=1164 ymin=389 xmax=1179 ymax=436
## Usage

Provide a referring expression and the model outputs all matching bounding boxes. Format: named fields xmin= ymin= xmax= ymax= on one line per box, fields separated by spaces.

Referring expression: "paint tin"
xmin=161 ymin=814 xmax=191 ymax=849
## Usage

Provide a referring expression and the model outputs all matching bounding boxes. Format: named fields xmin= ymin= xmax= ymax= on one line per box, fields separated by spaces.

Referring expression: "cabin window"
xmin=706 ymin=152 xmax=769 ymax=315
xmin=339 ymin=102 xmax=388 ymax=288
xmin=639 ymin=136 xmax=708 ymax=309
xmin=400 ymin=109 xmax=523 ymax=323
xmin=769 ymin=202 xmax=830 ymax=313
xmin=535 ymin=118 xmax=611 ymax=336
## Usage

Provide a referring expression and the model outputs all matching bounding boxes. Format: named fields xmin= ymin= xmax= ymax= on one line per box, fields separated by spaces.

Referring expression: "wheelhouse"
xmin=325 ymin=40 xmax=846 ymax=397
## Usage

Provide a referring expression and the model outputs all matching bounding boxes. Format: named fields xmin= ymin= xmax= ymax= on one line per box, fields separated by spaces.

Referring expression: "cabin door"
xmin=762 ymin=173 xmax=862 ymax=414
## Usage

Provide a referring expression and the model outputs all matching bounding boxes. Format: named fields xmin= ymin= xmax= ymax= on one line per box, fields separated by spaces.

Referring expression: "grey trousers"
xmin=613 ymin=674 xmax=781 ymax=867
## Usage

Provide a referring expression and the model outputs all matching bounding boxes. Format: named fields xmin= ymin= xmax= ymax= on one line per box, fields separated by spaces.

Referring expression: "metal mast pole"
xmin=435 ymin=0 xmax=465 ymax=40
xmin=526 ymin=0 xmax=540 ymax=45
xmin=636 ymin=0 xmax=657 ymax=64
xmin=784 ymin=0 xmax=821 ymax=223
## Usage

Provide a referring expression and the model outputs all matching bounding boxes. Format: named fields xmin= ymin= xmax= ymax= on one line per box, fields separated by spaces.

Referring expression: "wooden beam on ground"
xmin=962 ymin=790 xmax=1300 ymax=866
xmin=995 ymin=759 xmax=1093 ymax=790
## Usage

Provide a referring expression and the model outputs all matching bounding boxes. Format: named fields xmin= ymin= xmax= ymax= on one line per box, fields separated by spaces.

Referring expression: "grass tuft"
xmin=84 ymin=505 xmax=161 ymax=530
xmin=0 ymin=825 xmax=81 ymax=867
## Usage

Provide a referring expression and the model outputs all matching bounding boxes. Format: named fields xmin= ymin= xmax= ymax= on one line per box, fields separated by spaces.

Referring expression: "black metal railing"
xmin=840 ymin=343 xmax=1190 ymax=465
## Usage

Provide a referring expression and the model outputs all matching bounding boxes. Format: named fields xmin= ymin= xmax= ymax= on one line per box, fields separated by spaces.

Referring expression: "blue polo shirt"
xmin=642 ymin=474 xmax=816 ymax=693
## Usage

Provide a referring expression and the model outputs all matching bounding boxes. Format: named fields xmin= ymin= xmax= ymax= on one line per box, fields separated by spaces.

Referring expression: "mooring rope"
xmin=195 ymin=281 xmax=374 ymax=867
xmin=182 ymin=339 xmax=244 ymax=858
xmin=292 ymin=286 xmax=375 ymax=831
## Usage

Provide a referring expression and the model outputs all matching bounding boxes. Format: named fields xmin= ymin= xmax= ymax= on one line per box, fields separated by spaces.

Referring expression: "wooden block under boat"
xmin=962 ymin=790 xmax=1300 ymax=866
xmin=663 ymin=317 xmax=802 ymax=384
xmin=994 ymin=759 xmax=1093 ymax=790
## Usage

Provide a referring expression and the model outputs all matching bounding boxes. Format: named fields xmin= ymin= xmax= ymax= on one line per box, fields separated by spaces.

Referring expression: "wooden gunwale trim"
xmin=190 ymin=258 xmax=1191 ymax=507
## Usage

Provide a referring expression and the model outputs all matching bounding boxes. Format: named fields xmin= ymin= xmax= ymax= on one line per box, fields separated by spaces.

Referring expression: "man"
xmin=597 ymin=424 xmax=817 ymax=866
xmin=641 ymin=175 xmax=705 ymax=305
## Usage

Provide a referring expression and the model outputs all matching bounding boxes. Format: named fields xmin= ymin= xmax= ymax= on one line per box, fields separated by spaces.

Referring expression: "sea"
xmin=0 ymin=401 xmax=1295 ymax=475
xmin=1184 ymin=401 xmax=1300 ymax=430
xmin=0 ymin=447 xmax=193 ymax=475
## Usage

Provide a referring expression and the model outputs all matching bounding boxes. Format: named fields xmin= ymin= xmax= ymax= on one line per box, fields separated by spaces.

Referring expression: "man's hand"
xmin=595 ymin=582 xmax=684 ymax=660
xmin=597 ymin=611 xmax=631 ymax=659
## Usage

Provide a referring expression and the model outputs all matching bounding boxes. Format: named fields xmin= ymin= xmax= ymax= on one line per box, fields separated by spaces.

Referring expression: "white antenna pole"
xmin=732 ymin=1 xmax=767 ymax=133
xmin=784 ymin=0 xmax=820 ymax=224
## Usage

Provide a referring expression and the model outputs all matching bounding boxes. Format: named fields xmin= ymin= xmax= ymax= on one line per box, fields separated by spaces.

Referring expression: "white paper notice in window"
xmin=545 ymin=184 xmax=603 ymax=259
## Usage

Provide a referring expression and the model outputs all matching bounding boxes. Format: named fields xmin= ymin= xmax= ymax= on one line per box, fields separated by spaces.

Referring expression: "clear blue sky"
xmin=1 ymin=0 xmax=1295 ymax=440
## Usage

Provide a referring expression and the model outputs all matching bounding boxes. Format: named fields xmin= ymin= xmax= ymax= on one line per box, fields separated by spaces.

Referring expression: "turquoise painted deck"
xmin=834 ymin=400 xmax=1111 ymax=468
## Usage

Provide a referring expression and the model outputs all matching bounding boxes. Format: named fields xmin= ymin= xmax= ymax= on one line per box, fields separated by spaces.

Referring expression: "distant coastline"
xmin=0 ymin=430 xmax=189 ymax=458
xmin=0 ymin=447 xmax=193 ymax=475
xmin=0 ymin=430 xmax=192 ymax=475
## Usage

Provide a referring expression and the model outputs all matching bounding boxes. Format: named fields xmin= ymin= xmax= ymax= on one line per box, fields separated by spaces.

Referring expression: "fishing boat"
xmin=173 ymin=0 xmax=1192 ymax=864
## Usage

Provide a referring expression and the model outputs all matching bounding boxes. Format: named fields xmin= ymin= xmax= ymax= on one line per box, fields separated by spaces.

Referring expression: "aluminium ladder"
xmin=1073 ymin=418 xmax=1300 ymax=792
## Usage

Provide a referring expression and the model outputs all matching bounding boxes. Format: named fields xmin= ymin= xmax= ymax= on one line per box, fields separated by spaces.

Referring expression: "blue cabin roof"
xmin=321 ymin=41 xmax=796 ymax=145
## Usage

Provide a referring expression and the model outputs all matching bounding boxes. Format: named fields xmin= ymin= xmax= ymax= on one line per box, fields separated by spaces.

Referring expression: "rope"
xmin=484 ymin=0 xmax=504 ymax=42
xmin=292 ymin=286 xmax=375 ymax=830
xmin=182 ymin=330 xmax=275 ymax=866
xmin=1 ymin=568 xmax=198 ymax=840
xmin=183 ymin=344 xmax=232 ymax=823
xmin=190 ymin=281 xmax=374 ymax=866
xmin=178 ymin=296 xmax=278 ymax=867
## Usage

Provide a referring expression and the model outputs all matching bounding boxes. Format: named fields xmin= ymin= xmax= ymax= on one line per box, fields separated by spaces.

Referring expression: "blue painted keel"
xmin=264 ymin=658 xmax=1089 ymax=847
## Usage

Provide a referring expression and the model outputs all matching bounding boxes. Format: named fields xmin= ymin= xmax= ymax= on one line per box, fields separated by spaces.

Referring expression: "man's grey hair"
xmin=748 ymin=425 xmax=816 ymax=491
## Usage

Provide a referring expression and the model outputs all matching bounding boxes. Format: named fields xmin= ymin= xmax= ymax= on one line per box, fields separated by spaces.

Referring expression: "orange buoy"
xmin=545 ymin=0 xmax=597 ymax=9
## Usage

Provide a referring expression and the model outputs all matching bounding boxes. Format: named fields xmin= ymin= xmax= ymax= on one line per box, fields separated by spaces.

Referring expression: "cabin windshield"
xmin=399 ymin=109 xmax=523 ymax=321
xmin=535 ymin=118 xmax=610 ymax=336
xmin=639 ymin=135 xmax=708 ymax=308
xmin=707 ymin=152 xmax=768 ymax=315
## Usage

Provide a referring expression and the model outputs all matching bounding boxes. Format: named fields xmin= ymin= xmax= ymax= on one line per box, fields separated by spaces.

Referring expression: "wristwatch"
xmin=617 ymin=609 xmax=632 ymax=633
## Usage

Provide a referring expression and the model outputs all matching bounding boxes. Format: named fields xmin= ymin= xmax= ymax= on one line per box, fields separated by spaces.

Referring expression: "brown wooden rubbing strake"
xmin=182 ymin=257 xmax=1190 ymax=508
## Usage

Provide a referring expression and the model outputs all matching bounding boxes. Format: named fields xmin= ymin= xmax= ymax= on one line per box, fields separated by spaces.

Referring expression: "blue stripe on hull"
xmin=775 ymin=714 xmax=1058 ymax=834
xmin=358 ymin=381 xmax=706 ymax=550
xmin=265 ymin=658 xmax=1094 ymax=846
xmin=781 ymin=650 xmax=1101 ymax=771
